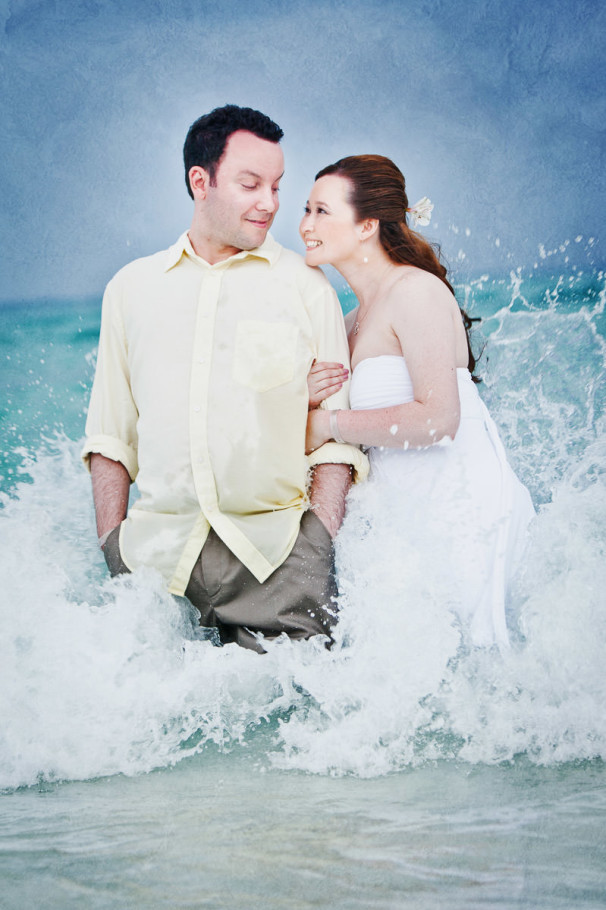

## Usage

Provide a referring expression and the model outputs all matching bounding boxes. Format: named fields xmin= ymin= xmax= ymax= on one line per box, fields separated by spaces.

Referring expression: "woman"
xmin=302 ymin=155 xmax=534 ymax=648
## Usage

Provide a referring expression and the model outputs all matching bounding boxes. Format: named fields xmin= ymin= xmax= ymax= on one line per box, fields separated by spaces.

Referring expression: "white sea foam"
xmin=1 ymin=276 xmax=605 ymax=788
xmin=0 ymin=426 xmax=604 ymax=789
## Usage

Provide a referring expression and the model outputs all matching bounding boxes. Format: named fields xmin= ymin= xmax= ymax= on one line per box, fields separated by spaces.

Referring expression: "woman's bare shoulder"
xmin=389 ymin=267 xmax=454 ymax=310
xmin=392 ymin=265 xmax=449 ymax=291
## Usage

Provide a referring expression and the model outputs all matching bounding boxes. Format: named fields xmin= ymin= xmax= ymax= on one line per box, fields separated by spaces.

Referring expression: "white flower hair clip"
xmin=407 ymin=196 xmax=433 ymax=227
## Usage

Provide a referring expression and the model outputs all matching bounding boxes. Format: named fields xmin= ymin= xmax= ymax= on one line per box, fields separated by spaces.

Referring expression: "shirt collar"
xmin=164 ymin=231 xmax=281 ymax=272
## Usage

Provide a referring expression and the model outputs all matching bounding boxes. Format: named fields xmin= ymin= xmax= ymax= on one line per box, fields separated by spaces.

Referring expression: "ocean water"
xmin=1 ymin=264 xmax=606 ymax=908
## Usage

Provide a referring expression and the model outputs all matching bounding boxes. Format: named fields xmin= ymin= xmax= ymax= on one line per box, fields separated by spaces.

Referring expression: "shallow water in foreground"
xmin=1 ymin=264 xmax=606 ymax=906
xmin=3 ymin=755 xmax=606 ymax=909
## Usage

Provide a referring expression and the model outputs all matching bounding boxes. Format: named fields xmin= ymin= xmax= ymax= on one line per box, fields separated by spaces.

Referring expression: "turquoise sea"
xmin=1 ymin=262 xmax=606 ymax=908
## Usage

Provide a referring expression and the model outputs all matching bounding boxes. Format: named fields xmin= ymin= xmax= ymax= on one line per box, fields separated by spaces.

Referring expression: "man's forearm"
xmin=309 ymin=463 xmax=352 ymax=538
xmin=90 ymin=453 xmax=131 ymax=540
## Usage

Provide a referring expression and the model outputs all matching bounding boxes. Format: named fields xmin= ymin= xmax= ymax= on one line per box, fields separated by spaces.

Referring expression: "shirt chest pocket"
xmin=233 ymin=320 xmax=299 ymax=393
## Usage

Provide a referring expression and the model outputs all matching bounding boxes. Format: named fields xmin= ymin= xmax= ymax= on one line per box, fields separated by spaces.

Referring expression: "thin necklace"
xmin=353 ymin=311 xmax=370 ymax=335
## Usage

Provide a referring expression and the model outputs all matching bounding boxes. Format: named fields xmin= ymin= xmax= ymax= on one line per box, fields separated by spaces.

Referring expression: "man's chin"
xmin=240 ymin=228 xmax=270 ymax=250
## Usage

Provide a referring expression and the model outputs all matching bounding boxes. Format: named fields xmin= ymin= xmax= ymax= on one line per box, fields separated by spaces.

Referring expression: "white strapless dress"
xmin=346 ymin=355 xmax=535 ymax=648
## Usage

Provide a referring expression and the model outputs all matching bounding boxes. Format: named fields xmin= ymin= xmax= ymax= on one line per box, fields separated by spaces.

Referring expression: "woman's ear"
xmin=358 ymin=218 xmax=380 ymax=241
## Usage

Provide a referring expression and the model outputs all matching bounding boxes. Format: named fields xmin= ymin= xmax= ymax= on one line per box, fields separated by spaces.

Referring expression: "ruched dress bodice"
xmin=351 ymin=354 xmax=484 ymax=414
xmin=350 ymin=354 xmax=415 ymax=409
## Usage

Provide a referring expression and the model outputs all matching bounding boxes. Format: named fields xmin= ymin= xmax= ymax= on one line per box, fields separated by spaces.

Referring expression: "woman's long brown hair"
xmin=316 ymin=155 xmax=479 ymax=379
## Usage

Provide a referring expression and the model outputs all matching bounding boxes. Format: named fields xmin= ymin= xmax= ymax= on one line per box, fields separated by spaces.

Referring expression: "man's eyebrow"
xmin=238 ymin=169 xmax=284 ymax=181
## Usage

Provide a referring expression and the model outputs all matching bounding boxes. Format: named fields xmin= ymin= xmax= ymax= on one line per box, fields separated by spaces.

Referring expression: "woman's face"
xmin=299 ymin=175 xmax=361 ymax=268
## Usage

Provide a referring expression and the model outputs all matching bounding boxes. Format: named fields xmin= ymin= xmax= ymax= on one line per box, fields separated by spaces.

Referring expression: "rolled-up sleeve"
xmin=81 ymin=278 xmax=139 ymax=480
xmin=307 ymin=441 xmax=369 ymax=481
xmin=306 ymin=282 xmax=369 ymax=483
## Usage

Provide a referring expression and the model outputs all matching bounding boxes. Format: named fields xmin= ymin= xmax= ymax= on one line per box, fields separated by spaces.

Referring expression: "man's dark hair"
xmin=183 ymin=104 xmax=284 ymax=198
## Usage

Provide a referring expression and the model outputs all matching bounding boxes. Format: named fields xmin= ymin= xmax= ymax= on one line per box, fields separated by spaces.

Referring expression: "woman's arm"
xmin=307 ymin=277 xmax=461 ymax=452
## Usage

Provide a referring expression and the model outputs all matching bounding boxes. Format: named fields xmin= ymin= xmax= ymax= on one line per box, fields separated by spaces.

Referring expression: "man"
xmin=82 ymin=104 xmax=367 ymax=652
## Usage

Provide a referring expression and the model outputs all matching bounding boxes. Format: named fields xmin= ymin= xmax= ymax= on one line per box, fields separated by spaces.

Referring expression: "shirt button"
xmin=193 ymin=406 xmax=200 ymax=412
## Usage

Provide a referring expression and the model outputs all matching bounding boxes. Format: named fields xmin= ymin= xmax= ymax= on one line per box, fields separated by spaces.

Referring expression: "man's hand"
xmin=309 ymin=463 xmax=352 ymax=538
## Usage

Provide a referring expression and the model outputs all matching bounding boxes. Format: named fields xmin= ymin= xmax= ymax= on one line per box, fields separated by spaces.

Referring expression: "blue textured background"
xmin=1 ymin=0 xmax=604 ymax=299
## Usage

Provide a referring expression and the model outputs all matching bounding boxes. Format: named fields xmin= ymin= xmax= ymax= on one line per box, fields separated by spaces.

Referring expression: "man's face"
xmin=203 ymin=130 xmax=284 ymax=256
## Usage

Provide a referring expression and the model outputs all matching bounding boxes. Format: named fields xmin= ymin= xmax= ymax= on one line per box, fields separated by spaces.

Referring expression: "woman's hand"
xmin=306 ymin=408 xmax=331 ymax=454
xmin=307 ymin=360 xmax=349 ymax=409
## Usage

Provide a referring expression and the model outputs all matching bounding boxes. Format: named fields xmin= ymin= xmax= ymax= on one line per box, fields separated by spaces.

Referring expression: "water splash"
xmin=1 ymin=271 xmax=605 ymax=788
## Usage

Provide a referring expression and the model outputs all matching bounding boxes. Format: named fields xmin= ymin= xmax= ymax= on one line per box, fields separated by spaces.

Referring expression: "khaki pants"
xmin=104 ymin=510 xmax=338 ymax=653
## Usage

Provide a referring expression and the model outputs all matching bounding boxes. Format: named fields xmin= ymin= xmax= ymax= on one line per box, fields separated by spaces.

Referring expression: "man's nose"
xmin=256 ymin=186 xmax=278 ymax=213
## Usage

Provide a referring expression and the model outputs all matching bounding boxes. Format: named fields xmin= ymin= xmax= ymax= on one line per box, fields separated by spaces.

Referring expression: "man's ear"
xmin=188 ymin=166 xmax=211 ymax=200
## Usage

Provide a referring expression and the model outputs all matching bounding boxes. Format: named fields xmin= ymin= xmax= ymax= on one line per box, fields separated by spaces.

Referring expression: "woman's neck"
xmin=335 ymin=249 xmax=401 ymax=312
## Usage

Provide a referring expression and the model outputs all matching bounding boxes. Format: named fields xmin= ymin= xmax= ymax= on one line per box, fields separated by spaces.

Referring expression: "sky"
xmin=1 ymin=0 xmax=604 ymax=301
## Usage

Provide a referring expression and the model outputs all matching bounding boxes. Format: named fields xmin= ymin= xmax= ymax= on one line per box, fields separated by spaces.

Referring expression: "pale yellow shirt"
xmin=82 ymin=232 xmax=368 ymax=594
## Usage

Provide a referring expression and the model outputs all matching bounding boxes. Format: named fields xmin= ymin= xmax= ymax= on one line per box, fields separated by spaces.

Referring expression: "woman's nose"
xmin=300 ymin=213 xmax=313 ymax=233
